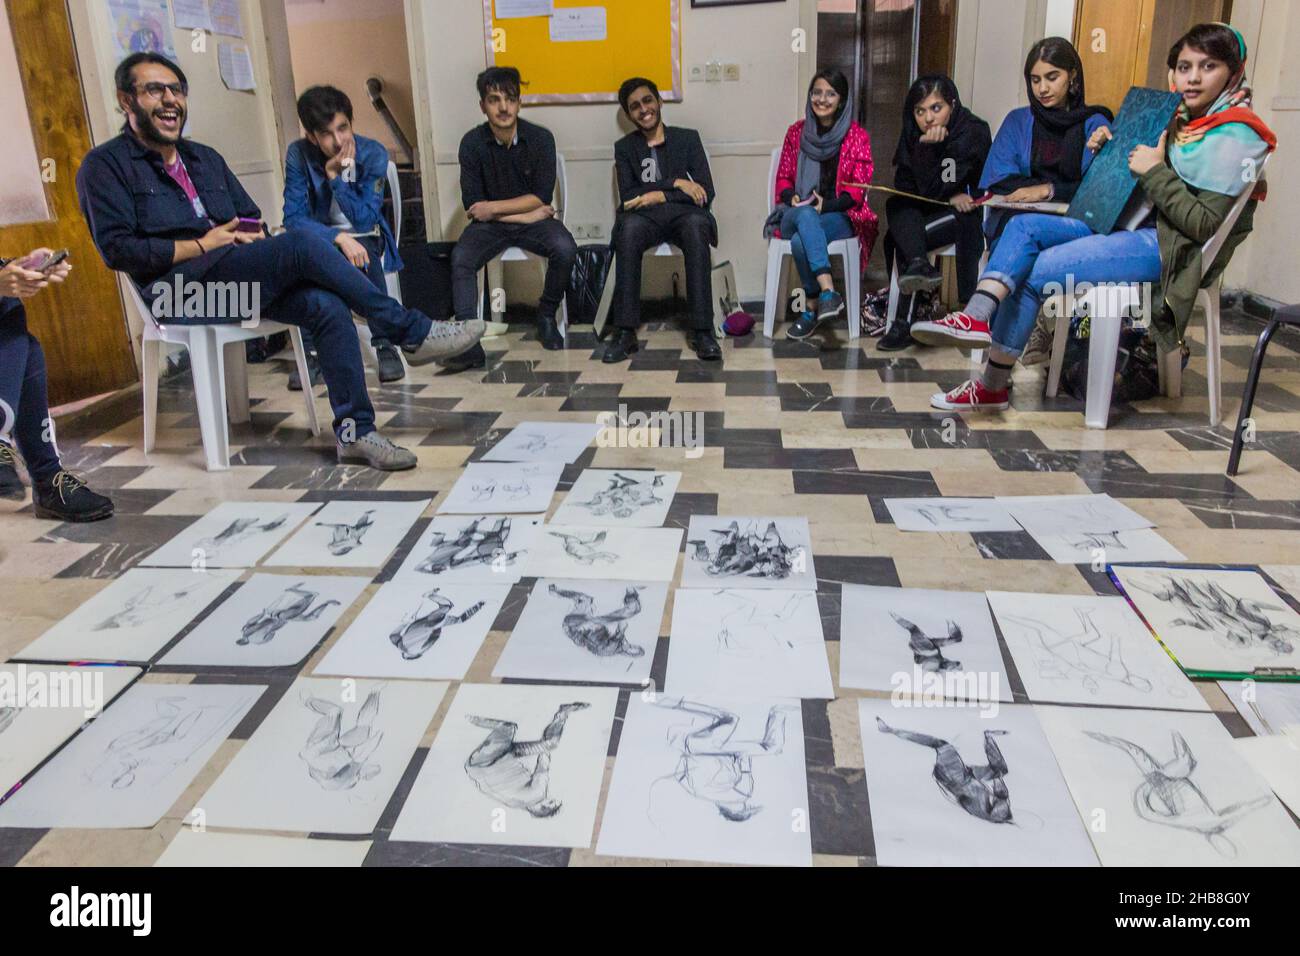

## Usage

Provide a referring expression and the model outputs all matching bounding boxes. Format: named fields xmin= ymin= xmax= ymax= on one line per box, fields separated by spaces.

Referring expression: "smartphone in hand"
xmin=19 ymin=249 xmax=69 ymax=273
xmin=236 ymin=218 xmax=264 ymax=234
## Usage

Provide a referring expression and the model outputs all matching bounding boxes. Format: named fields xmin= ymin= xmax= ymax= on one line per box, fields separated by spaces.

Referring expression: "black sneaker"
xmin=816 ymin=290 xmax=845 ymax=323
xmin=0 ymin=443 xmax=24 ymax=500
xmin=32 ymin=471 xmax=114 ymax=523
xmin=373 ymin=340 xmax=406 ymax=383
xmin=899 ymin=257 xmax=943 ymax=295
xmin=288 ymin=352 xmax=324 ymax=391
xmin=785 ymin=310 xmax=822 ymax=341
xmin=877 ymin=314 xmax=916 ymax=351
xmin=689 ymin=330 xmax=722 ymax=361
xmin=436 ymin=342 xmax=487 ymax=374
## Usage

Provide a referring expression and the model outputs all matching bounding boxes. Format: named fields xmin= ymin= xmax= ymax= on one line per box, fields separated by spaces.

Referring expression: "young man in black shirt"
xmin=604 ymin=77 xmax=720 ymax=364
xmin=450 ymin=67 xmax=577 ymax=365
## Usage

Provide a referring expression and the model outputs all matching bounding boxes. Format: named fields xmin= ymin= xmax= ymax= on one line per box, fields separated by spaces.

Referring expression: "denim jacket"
xmin=282 ymin=134 xmax=403 ymax=273
xmin=76 ymin=131 xmax=260 ymax=289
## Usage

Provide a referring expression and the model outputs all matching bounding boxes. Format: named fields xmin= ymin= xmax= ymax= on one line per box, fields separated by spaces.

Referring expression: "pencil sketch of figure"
xmin=1085 ymin=730 xmax=1272 ymax=858
xmin=501 ymin=480 xmax=533 ymax=501
xmin=0 ymin=706 xmax=19 ymax=736
xmin=548 ymin=530 xmax=618 ymax=566
xmin=85 ymin=696 xmax=227 ymax=790
xmin=519 ymin=433 xmax=551 ymax=454
xmin=299 ymin=689 xmax=384 ymax=791
xmin=913 ymin=504 xmax=983 ymax=527
xmin=713 ymin=591 xmax=814 ymax=657
xmin=649 ymin=698 xmax=797 ymax=823
xmin=1132 ymin=574 xmax=1298 ymax=657
xmin=1002 ymin=608 xmax=1152 ymax=695
xmin=876 ymin=718 xmax=1014 ymax=824
xmin=470 ymin=481 xmax=498 ymax=504
xmin=238 ymin=582 xmax=340 ymax=646
xmin=1063 ymin=530 xmax=1127 ymax=552
xmin=575 ymin=473 xmax=666 ymax=520
xmin=194 ymin=513 xmax=289 ymax=558
xmin=92 ymin=580 xmax=211 ymax=631
xmin=416 ymin=517 xmax=524 ymax=575
xmin=315 ymin=510 xmax=375 ymax=557
xmin=389 ymin=588 xmax=487 ymax=660
xmin=891 ymin=612 xmax=963 ymax=672
xmin=688 ymin=521 xmax=798 ymax=581
xmin=548 ymin=584 xmax=645 ymax=658
xmin=463 ymin=702 xmax=590 ymax=818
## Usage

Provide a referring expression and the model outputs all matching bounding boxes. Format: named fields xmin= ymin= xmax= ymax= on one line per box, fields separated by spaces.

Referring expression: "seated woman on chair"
xmin=977 ymin=37 xmax=1111 ymax=252
xmin=868 ymin=75 xmax=992 ymax=351
xmin=767 ymin=69 xmax=877 ymax=342
xmin=913 ymin=22 xmax=1274 ymax=414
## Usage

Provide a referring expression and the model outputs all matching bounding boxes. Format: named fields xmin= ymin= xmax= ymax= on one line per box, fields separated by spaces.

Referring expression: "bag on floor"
xmin=565 ymin=244 xmax=614 ymax=326
xmin=1061 ymin=316 xmax=1161 ymax=404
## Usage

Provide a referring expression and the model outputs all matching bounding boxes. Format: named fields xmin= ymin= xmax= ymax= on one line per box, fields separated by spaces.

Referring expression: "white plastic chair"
xmin=128 ymin=278 xmax=321 ymax=472
xmin=478 ymin=153 xmax=569 ymax=336
xmin=592 ymin=148 xmax=718 ymax=338
xmin=884 ymin=236 xmax=956 ymax=334
xmin=761 ymin=146 xmax=862 ymax=340
xmin=1044 ymin=156 xmax=1268 ymax=428
xmin=350 ymin=160 xmax=410 ymax=379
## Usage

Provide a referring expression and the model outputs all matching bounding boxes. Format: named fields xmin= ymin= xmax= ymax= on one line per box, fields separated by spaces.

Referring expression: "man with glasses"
xmin=76 ymin=53 xmax=483 ymax=471
xmin=603 ymin=77 xmax=720 ymax=364
xmin=449 ymin=66 xmax=576 ymax=367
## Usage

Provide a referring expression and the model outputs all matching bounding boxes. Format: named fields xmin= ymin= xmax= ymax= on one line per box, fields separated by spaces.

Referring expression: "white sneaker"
xmin=405 ymin=318 xmax=486 ymax=366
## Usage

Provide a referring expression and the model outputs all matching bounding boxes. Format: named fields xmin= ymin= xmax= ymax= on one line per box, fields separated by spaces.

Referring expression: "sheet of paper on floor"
xmin=480 ymin=421 xmax=605 ymax=463
xmin=679 ymin=516 xmax=817 ymax=590
xmin=154 ymin=830 xmax=370 ymax=867
xmin=1216 ymin=680 xmax=1300 ymax=736
xmin=389 ymin=515 xmax=542 ymax=584
xmin=522 ymin=525 xmax=683 ymax=582
xmin=436 ymin=461 xmax=564 ymax=514
xmin=997 ymin=494 xmax=1154 ymax=537
xmin=264 ymin=499 xmax=429 ymax=568
xmin=1028 ymin=527 xmax=1185 ymax=565
xmin=550 ymin=469 xmax=681 ymax=527
xmin=884 ymin=497 xmax=1021 ymax=532
xmin=138 ymin=501 xmax=320 ymax=568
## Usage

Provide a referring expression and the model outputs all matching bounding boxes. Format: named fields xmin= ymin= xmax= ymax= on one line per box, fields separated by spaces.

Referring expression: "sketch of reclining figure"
xmin=239 ymin=582 xmax=340 ymax=646
xmin=299 ymin=690 xmax=384 ymax=791
xmin=877 ymin=717 xmax=1014 ymax=825
xmin=416 ymin=517 xmax=523 ymax=575
xmin=93 ymin=580 xmax=210 ymax=631
xmin=389 ymin=588 xmax=486 ymax=660
xmin=890 ymin=612 xmax=963 ymax=672
xmin=464 ymin=702 xmax=590 ymax=818
xmin=194 ymin=514 xmax=289 ymax=557
xmin=688 ymin=521 xmax=796 ymax=580
xmin=1135 ymin=575 xmax=1298 ymax=657
xmin=576 ymin=473 xmax=665 ymax=520
xmin=316 ymin=511 xmax=375 ymax=557
xmin=86 ymin=696 xmax=224 ymax=790
xmin=549 ymin=584 xmax=645 ymax=658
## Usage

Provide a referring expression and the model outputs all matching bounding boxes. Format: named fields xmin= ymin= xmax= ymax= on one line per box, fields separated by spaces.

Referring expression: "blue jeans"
xmin=0 ymin=298 xmax=60 ymax=481
xmin=780 ymin=206 xmax=854 ymax=295
xmin=156 ymin=231 xmax=435 ymax=440
xmin=981 ymin=213 xmax=1161 ymax=357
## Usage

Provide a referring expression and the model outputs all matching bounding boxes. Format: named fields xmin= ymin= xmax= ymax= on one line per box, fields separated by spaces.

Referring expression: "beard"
xmin=129 ymin=99 xmax=184 ymax=147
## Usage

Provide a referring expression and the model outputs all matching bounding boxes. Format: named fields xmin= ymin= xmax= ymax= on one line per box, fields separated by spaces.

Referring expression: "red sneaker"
xmin=911 ymin=310 xmax=993 ymax=351
xmin=930 ymin=378 xmax=1009 ymax=412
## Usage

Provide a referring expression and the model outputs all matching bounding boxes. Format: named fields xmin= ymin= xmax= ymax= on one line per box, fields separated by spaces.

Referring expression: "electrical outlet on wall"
xmin=705 ymin=61 xmax=721 ymax=83
xmin=687 ymin=63 xmax=704 ymax=83
xmin=723 ymin=63 xmax=740 ymax=82
xmin=572 ymin=224 xmax=588 ymax=240
xmin=588 ymin=223 xmax=604 ymax=239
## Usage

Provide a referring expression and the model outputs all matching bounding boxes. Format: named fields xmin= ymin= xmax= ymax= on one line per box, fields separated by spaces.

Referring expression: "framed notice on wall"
xmin=482 ymin=0 xmax=681 ymax=104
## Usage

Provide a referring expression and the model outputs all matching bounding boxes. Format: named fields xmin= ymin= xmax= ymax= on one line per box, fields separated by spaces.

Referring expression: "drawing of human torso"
xmin=549 ymin=584 xmax=645 ymax=658
xmin=85 ymin=696 xmax=228 ymax=790
xmin=299 ymin=690 xmax=384 ymax=791
xmin=577 ymin=473 xmax=665 ymax=520
xmin=239 ymin=582 xmax=340 ymax=646
xmin=389 ymin=588 xmax=486 ymax=660
xmin=316 ymin=511 xmax=376 ymax=557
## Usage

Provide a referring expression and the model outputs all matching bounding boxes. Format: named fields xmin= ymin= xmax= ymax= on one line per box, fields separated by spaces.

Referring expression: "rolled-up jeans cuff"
xmin=991 ymin=339 xmax=1024 ymax=359
xmin=981 ymin=270 xmax=1017 ymax=296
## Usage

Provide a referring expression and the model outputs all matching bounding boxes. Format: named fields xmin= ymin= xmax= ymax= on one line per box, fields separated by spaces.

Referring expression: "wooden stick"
xmin=841 ymin=182 xmax=954 ymax=208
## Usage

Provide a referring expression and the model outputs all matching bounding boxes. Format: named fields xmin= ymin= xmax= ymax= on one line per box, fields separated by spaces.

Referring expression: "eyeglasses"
xmin=135 ymin=82 xmax=188 ymax=100
xmin=810 ymin=92 xmax=840 ymax=103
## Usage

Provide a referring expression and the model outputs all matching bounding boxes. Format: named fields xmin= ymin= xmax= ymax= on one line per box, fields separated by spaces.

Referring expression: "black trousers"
xmin=883 ymin=196 xmax=985 ymax=302
xmin=611 ymin=204 xmax=715 ymax=331
xmin=451 ymin=218 xmax=578 ymax=323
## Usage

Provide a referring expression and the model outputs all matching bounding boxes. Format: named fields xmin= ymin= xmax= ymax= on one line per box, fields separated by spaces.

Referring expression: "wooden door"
xmin=0 ymin=0 xmax=135 ymax=407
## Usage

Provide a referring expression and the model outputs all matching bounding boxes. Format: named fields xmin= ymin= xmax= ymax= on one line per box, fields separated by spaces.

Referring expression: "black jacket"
xmin=614 ymin=126 xmax=716 ymax=209
xmin=894 ymin=112 xmax=992 ymax=201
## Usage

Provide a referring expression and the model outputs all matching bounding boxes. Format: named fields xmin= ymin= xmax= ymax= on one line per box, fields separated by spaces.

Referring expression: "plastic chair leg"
xmin=187 ymin=330 xmax=231 ymax=472
xmin=288 ymin=327 xmax=323 ymax=437
xmin=223 ymin=340 xmax=251 ymax=424
xmin=142 ymin=337 xmax=161 ymax=454
xmin=1084 ymin=312 xmax=1122 ymax=429
xmin=762 ymin=244 xmax=784 ymax=339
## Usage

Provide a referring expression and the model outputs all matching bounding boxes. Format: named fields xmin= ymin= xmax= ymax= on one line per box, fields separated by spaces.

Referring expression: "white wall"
xmin=408 ymin=0 xmax=816 ymax=301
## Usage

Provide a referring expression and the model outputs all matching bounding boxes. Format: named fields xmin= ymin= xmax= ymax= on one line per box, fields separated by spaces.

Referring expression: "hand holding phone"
xmin=235 ymin=218 xmax=264 ymax=234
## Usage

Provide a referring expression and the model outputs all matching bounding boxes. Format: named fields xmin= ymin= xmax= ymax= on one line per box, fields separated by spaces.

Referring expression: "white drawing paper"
xmin=437 ymin=461 xmax=564 ymax=515
xmin=667 ymin=589 xmax=832 ymax=699
xmin=159 ymin=574 xmax=369 ymax=668
xmin=390 ymin=514 xmax=542 ymax=585
xmin=0 ymin=682 xmax=262 ymax=829
xmin=1233 ymin=733 xmax=1300 ymax=817
xmin=265 ymin=499 xmax=429 ymax=568
xmin=480 ymin=421 xmax=604 ymax=463
xmin=170 ymin=0 xmax=213 ymax=32
xmin=549 ymin=6 xmax=607 ymax=42
xmin=857 ymin=699 xmax=1098 ymax=867
xmin=216 ymin=43 xmax=255 ymax=91
xmin=884 ymin=497 xmax=1021 ymax=532
xmin=15 ymin=568 xmax=241 ymax=663
xmin=207 ymin=0 xmax=245 ymax=36
xmin=1112 ymin=566 xmax=1300 ymax=673
xmin=680 ymin=516 xmax=817 ymax=590
xmin=987 ymin=591 xmax=1206 ymax=710
xmin=196 ymin=677 xmax=446 ymax=835
xmin=998 ymin=493 xmax=1154 ymax=537
xmin=139 ymin=501 xmax=320 ymax=568
xmin=314 ymin=580 xmax=509 ymax=681
xmin=1035 ymin=704 xmax=1300 ymax=866
xmin=596 ymin=694 xmax=811 ymax=866
xmin=1263 ymin=565 xmax=1300 ymax=602
xmin=839 ymin=585 xmax=1011 ymax=702
xmin=0 ymin=664 xmax=141 ymax=794
xmin=1030 ymin=527 xmax=1186 ymax=565
xmin=155 ymin=830 xmax=370 ymax=867
xmin=522 ymin=524 xmax=683 ymax=582
xmin=551 ymin=469 xmax=681 ymax=527
xmin=495 ymin=0 xmax=554 ymax=18
xmin=390 ymin=683 xmax=616 ymax=848
xmin=492 ymin=579 xmax=666 ymax=685
xmin=1217 ymin=680 xmax=1300 ymax=736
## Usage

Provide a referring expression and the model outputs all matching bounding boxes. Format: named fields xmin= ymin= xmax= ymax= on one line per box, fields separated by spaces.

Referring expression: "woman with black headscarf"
xmin=872 ymin=75 xmax=991 ymax=351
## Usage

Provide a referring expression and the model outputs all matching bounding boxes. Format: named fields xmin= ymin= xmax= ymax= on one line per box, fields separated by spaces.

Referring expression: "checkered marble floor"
xmin=2 ymin=305 xmax=1299 ymax=867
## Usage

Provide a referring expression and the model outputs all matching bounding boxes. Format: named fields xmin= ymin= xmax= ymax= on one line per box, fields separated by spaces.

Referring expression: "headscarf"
xmin=1166 ymin=24 xmax=1276 ymax=197
xmin=1025 ymin=45 xmax=1112 ymax=182
xmin=794 ymin=87 xmax=856 ymax=200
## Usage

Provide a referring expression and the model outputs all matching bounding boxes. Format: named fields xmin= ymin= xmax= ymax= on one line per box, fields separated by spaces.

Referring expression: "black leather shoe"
xmin=689 ymin=330 xmax=722 ymax=361
xmin=287 ymin=353 xmax=323 ymax=391
xmin=537 ymin=314 xmax=564 ymax=351
xmin=436 ymin=342 xmax=487 ymax=373
xmin=373 ymin=340 xmax=406 ymax=383
xmin=32 ymin=471 xmax=114 ymax=523
xmin=602 ymin=328 xmax=639 ymax=364
xmin=877 ymin=314 xmax=916 ymax=351
xmin=899 ymin=257 xmax=943 ymax=294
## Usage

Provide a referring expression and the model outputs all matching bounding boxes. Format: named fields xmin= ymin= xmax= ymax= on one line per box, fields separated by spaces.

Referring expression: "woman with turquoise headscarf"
xmin=911 ymin=22 xmax=1276 ymax=414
